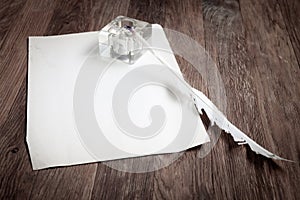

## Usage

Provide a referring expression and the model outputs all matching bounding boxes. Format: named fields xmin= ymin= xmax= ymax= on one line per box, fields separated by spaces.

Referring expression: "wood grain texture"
xmin=277 ymin=0 xmax=300 ymax=67
xmin=0 ymin=0 xmax=299 ymax=199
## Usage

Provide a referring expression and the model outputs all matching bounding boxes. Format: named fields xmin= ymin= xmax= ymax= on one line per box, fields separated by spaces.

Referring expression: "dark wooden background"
xmin=0 ymin=0 xmax=299 ymax=199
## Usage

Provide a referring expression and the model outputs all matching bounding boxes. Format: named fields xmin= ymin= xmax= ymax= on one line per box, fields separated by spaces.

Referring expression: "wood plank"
xmin=152 ymin=0 xmax=211 ymax=199
xmin=0 ymin=0 xmax=54 ymax=127
xmin=164 ymin=0 xmax=205 ymax=45
xmin=0 ymin=78 xmax=36 ymax=199
xmin=277 ymin=0 xmax=300 ymax=66
xmin=45 ymin=0 xmax=130 ymax=36
xmin=191 ymin=0 xmax=299 ymax=199
xmin=0 ymin=0 xmax=95 ymax=199
xmin=193 ymin=0 xmax=259 ymax=199
xmin=0 ymin=4 xmax=58 ymax=198
xmin=126 ymin=0 xmax=165 ymax=25
xmin=0 ymin=0 xmax=26 ymax=51
xmin=0 ymin=78 xmax=96 ymax=200
xmin=0 ymin=78 xmax=96 ymax=199
xmin=239 ymin=0 xmax=300 ymax=199
xmin=91 ymin=1 xmax=164 ymax=199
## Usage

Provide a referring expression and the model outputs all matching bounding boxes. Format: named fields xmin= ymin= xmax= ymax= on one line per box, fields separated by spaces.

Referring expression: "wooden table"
xmin=0 ymin=0 xmax=299 ymax=199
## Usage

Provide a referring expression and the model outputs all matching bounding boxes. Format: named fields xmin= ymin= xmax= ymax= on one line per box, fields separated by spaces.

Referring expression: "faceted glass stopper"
xmin=98 ymin=16 xmax=152 ymax=64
